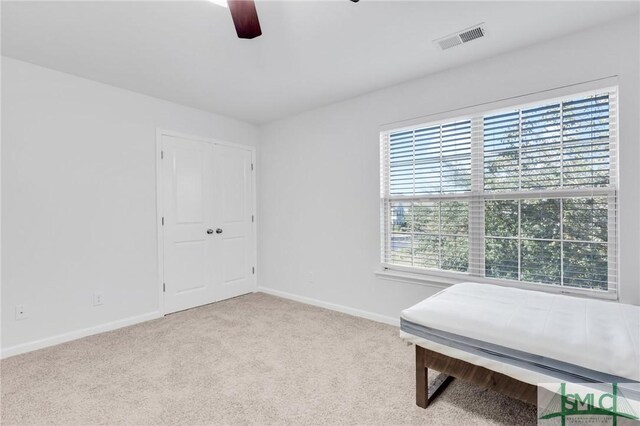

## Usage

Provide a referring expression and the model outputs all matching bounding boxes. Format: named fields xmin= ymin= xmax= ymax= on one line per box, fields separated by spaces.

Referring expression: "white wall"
xmin=1 ymin=58 xmax=259 ymax=355
xmin=258 ymin=15 xmax=640 ymax=323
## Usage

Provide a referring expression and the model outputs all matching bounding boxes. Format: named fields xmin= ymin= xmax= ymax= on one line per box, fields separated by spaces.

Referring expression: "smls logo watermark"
xmin=538 ymin=383 xmax=640 ymax=425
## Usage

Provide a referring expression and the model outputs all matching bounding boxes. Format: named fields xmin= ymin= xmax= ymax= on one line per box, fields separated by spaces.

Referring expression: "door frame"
xmin=155 ymin=128 xmax=257 ymax=315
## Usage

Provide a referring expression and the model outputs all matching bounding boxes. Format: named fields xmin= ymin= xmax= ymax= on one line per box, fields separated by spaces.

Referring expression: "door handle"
xmin=216 ymin=228 xmax=223 ymax=234
xmin=207 ymin=229 xmax=214 ymax=234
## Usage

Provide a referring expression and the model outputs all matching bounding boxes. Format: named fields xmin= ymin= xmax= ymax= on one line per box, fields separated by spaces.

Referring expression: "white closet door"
xmin=212 ymin=144 xmax=255 ymax=301
xmin=161 ymin=134 xmax=255 ymax=314
xmin=162 ymin=135 xmax=217 ymax=313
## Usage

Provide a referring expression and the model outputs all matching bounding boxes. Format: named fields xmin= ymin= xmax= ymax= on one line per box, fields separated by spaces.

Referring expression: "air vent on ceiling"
xmin=435 ymin=23 xmax=486 ymax=51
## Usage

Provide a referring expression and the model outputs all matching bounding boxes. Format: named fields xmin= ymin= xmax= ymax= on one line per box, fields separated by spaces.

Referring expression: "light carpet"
xmin=1 ymin=293 xmax=536 ymax=425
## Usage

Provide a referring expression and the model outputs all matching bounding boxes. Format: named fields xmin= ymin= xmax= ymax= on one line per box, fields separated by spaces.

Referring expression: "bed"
xmin=400 ymin=282 xmax=640 ymax=407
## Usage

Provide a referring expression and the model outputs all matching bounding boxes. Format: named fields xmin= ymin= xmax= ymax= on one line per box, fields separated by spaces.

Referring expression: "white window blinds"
xmin=389 ymin=121 xmax=472 ymax=196
xmin=380 ymin=87 xmax=617 ymax=296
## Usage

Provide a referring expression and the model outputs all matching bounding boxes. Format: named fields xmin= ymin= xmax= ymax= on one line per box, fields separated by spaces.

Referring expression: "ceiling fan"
xmin=226 ymin=0 xmax=360 ymax=40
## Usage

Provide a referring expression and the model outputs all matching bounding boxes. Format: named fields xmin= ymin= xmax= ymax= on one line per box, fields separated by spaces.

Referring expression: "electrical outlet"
xmin=15 ymin=305 xmax=28 ymax=320
xmin=93 ymin=292 xmax=104 ymax=306
xmin=307 ymin=271 xmax=315 ymax=285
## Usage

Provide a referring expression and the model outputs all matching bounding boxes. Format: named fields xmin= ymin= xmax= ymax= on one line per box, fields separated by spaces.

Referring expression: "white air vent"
xmin=435 ymin=23 xmax=486 ymax=51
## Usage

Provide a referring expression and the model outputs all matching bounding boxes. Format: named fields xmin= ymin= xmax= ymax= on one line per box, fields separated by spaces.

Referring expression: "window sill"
xmin=374 ymin=269 xmax=463 ymax=289
xmin=374 ymin=267 xmax=618 ymax=301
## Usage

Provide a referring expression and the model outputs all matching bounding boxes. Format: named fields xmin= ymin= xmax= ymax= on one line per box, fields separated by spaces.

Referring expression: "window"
xmin=380 ymin=88 xmax=617 ymax=295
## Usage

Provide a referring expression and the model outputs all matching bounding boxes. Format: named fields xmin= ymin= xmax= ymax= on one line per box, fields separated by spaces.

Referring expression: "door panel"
xmin=162 ymin=135 xmax=216 ymax=314
xmin=174 ymin=149 xmax=205 ymax=224
xmin=172 ymin=241 xmax=206 ymax=293
xmin=222 ymin=237 xmax=247 ymax=283
xmin=221 ymin=159 xmax=245 ymax=221
xmin=214 ymin=144 xmax=254 ymax=301
xmin=162 ymin=134 xmax=255 ymax=314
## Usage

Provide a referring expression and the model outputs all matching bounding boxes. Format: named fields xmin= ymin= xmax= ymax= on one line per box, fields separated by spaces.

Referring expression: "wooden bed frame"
xmin=415 ymin=345 xmax=538 ymax=408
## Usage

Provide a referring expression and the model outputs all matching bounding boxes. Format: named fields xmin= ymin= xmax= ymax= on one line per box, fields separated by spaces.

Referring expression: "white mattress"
xmin=400 ymin=282 xmax=640 ymax=385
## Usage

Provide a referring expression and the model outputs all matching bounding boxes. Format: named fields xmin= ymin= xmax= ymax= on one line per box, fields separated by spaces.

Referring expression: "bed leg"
xmin=416 ymin=345 xmax=429 ymax=408
xmin=416 ymin=345 xmax=453 ymax=409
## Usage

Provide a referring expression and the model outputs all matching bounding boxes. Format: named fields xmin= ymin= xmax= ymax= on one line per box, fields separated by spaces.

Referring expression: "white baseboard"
xmin=1 ymin=311 xmax=162 ymax=359
xmin=2 ymin=291 xmax=399 ymax=358
xmin=258 ymin=287 xmax=400 ymax=327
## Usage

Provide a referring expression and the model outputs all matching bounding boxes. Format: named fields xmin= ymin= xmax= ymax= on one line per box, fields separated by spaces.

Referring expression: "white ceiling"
xmin=3 ymin=1 xmax=638 ymax=124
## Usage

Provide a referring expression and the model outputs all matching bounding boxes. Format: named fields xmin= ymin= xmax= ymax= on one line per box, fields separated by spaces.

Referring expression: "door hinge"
xmin=162 ymin=217 xmax=164 ymax=226
xmin=252 ymin=267 xmax=255 ymax=275
xmin=161 ymin=150 xmax=164 ymax=159
xmin=252 ymin=215 xmax=254 ymax=223
xmin=163 ymin=282 xmax=166 ymax=292
xmin=251 ymin=163 xmax=254 ymax=171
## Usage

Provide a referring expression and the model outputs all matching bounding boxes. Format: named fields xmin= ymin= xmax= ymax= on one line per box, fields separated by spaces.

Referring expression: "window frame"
xmin=379 ymin=84 xmax=619 ymax=300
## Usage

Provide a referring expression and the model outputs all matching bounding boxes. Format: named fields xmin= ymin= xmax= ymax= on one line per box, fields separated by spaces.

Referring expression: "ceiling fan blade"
xmin=228 ymin=0 xmax=262 ymax=39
